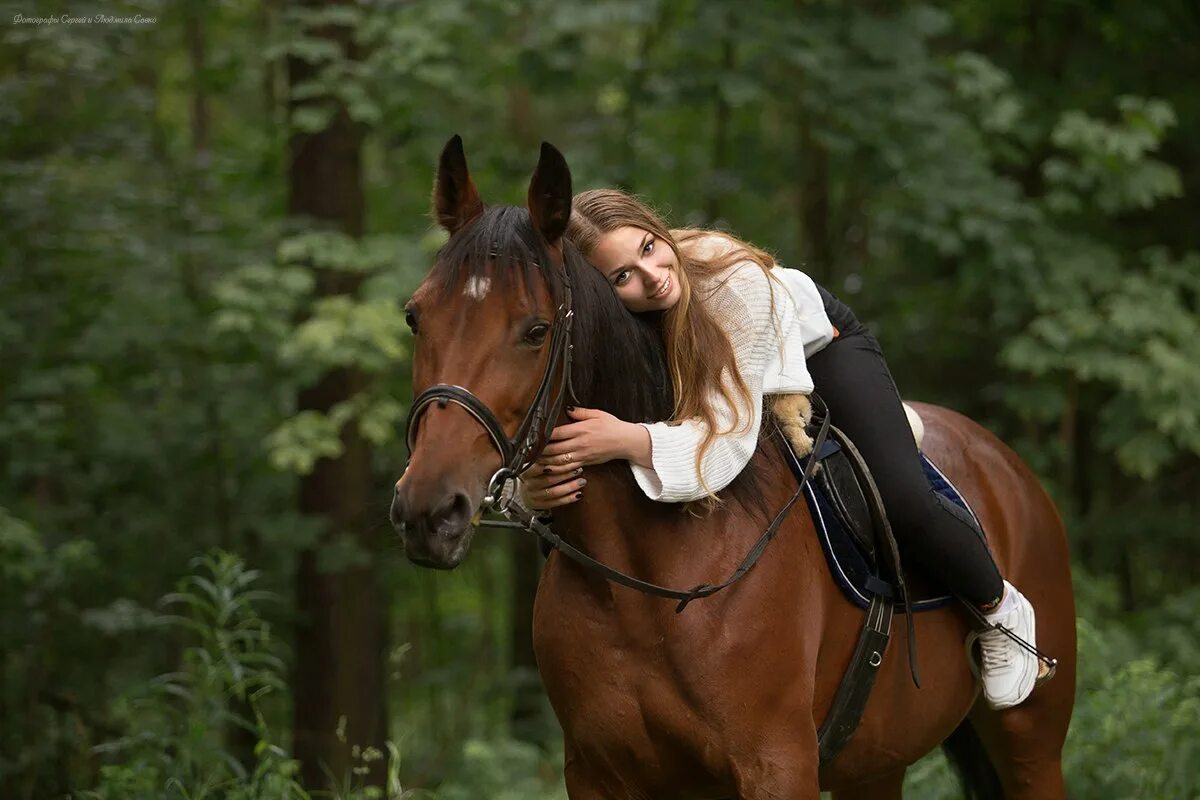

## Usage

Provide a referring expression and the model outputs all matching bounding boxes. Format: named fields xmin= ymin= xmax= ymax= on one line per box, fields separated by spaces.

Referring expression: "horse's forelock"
xmin=427 ymin=205 xmax=670 ymax=418
xmin=429 ymin=206 xmax=561 ymax=307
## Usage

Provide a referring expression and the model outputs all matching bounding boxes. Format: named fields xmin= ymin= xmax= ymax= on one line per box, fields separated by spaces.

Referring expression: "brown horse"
xmin=392 ymin=137 xmax=1077 ymax=799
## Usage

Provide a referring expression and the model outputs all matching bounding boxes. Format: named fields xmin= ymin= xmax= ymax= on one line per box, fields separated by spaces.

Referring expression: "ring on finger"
xmin=561 ymin=452 xmax=573 ymax=465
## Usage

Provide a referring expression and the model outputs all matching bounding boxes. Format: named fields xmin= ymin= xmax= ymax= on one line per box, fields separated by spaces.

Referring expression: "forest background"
xmin=2 ymin=0 xmax=1198 ymax=797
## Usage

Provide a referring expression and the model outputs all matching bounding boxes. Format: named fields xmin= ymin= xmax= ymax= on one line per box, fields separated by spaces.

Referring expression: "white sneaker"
xmin=965 ymin=581 xmax=1041 ymax=710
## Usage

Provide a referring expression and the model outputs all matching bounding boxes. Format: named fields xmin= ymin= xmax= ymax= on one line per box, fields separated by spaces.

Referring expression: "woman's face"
xmin=589 ymin=225 xmax=682 ymax=313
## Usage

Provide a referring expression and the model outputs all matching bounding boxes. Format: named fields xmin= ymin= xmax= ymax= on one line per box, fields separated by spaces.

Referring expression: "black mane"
xmin=431 ymin=206 xmax=673 ymax=423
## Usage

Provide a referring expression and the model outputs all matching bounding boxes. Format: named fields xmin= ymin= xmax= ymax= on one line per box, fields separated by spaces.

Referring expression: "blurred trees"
xmin=282 ymin=1 xmax=387 ymax=787
xmin=1 ymin=0 xmax=1197 ymax=796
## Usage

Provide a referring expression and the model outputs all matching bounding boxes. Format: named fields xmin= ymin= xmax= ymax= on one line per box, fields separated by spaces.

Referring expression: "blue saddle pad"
xmin=781 ymin=434 xmax=981 ymax=612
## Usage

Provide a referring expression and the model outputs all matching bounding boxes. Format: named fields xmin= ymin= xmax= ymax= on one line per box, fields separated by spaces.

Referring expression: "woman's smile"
xmin=590 ymin=225 xmax=682 ymax=312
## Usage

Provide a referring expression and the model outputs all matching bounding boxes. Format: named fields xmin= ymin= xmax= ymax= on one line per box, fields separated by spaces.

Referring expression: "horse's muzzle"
xmin=391 ymin=486 xmax=476 ymax=569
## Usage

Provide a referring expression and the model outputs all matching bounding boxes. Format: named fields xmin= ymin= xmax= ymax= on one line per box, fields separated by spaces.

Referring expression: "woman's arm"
xmin=519 ymin=409 xmax=649 ymax=510
xmin=522 ymin=260 xmax=787 ymax=507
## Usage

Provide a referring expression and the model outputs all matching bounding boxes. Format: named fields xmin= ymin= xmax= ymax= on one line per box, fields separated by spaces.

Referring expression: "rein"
xmin=484 ymin=402 xmax=831 ymax=612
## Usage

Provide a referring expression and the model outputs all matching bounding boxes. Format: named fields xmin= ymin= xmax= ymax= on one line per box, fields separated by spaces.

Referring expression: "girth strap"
xmin=817 ymin=589 xmax=893 ymax=764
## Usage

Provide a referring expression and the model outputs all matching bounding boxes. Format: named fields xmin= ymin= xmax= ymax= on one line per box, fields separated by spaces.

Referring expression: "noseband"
xmin=404 ymin=270 xmax=577 ymax=504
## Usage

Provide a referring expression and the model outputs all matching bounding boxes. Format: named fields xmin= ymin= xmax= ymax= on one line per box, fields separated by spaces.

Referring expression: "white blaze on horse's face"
xmin=463 ymin=276 xmax=491 ymax=301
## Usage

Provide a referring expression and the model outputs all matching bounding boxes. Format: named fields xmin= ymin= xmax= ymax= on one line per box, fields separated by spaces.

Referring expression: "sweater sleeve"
xmin=628 ymin=263 xmax=778 ymax=503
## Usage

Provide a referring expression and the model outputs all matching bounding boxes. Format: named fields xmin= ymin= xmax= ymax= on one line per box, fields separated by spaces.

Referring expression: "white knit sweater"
xmin=629 ymin=237 xmax=835 ymax=503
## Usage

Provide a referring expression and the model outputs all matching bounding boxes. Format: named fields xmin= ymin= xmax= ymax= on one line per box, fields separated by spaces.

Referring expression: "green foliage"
xmin=0 ymin=508 xmax=102 ymax=791
xmin=80 ymin=552 xmax=304 ymax=800
xmin=1066 ymin=636 xmax=1200 ymax=798
xmin=79 ymin=552 xmax=438 ymax=800
xmin=74 ymin=551 xmax=553 ymax=800
xmin=1046 ymin=97 xmax=1181 ymax=215
xmin=3 ymin=0 xmax=1199 ymax=794
xmin=1002 ymin=246 xmax=1200 ymax=479
xmin=210 ymin=229 xmax=427 ymax=477
xmin=433 ymin=739 xmax=567 ymax=800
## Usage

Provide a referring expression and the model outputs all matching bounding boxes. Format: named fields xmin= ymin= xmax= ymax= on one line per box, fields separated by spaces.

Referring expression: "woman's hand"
xmin=539 ymin=407 xmax=650 ymax=468
xmin=519 ymin=462 xmax=587 ymax=510
xmin=517 ymin=407 xmax=651 ymax=510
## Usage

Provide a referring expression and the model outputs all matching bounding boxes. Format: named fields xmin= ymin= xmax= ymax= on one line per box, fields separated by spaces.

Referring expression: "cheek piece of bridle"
xmin=404 ymin=274 xmax=579 ymax=506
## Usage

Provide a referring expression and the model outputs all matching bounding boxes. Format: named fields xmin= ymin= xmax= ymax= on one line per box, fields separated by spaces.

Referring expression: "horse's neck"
xmin=551 ymin=465 xmax=752 ymax=592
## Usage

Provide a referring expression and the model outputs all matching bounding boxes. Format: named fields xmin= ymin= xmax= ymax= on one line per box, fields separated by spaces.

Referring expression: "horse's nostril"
xmin=431 ymin=491 xmax=473 ymax=530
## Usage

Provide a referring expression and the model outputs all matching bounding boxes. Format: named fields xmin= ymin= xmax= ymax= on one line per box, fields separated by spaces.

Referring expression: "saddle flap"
xmin=814 ymin=446 xmax=877 ymax=563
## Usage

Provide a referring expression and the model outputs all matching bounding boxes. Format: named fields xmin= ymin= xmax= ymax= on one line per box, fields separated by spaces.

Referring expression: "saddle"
xmin=772 ymin=395 xmax=988 ymax=612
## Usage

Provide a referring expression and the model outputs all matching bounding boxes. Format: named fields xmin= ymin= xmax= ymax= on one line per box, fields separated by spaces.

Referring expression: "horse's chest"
xmin=533 ymin=601 xmax=730 ymax=792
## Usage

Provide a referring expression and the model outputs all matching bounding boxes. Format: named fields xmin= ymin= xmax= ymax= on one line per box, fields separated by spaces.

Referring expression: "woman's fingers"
xmin=519 ymin=474 xmax=587 ymax=509
xmin=539 ymin=439 xmax=579 ymax=459
xmin=532 ymin=460 xmax=582 ymax=479
xmin=539 ymin=490 xmax=585 ymax=509
xmin=542 ymin=476 xmax=586 ymax=500
xmin=539 ymin=441 xmax=599 ymax=467
xmin=522 ymin=468 xmax=583 ymax=493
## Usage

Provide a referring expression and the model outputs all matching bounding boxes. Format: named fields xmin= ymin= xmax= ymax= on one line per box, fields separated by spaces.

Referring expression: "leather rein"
xmin=403 ymin=265 xmax=830 ymax=613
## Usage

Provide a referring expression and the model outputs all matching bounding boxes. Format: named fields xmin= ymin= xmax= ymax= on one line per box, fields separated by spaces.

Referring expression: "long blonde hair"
xmin=568 ymin=189 xmax=778 ymax=502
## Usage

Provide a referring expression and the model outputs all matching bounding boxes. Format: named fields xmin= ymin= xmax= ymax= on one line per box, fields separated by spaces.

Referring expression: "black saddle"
xmin=781 ymin=417 xmax=988 ymax=612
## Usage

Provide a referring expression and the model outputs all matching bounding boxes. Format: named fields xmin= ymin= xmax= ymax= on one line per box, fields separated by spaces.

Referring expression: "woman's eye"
xmin=614 ymin=270 xmax=630 ymax=286
xmin=643 ymin=239 xmax=654 ymax=256
xmin=524 ymin=323 xmax=550 ymax=346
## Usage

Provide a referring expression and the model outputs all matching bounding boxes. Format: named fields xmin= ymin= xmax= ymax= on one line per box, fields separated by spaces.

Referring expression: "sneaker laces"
xmin=961 ymin=597 xmax=1058 ymax=683
xmin=977 ymin=625 xmax=1015 ymax=672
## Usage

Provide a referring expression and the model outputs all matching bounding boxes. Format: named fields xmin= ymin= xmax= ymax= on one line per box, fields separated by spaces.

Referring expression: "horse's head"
xmin=391 ymin=136 xmax=576 ymax=568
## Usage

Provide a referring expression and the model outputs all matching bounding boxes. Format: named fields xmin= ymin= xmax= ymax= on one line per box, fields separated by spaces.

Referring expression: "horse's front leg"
xmin=563 ymin=746 xmax=613 ymax=800
xmin=729 ymin=731 xmax=822 ymax=800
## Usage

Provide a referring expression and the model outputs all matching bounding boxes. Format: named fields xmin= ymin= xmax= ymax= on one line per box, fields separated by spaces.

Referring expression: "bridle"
xmin=404 ymin=262 xmax=578 ymax=507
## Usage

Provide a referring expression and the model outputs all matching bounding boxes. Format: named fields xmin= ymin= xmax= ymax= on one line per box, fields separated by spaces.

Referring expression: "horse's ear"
xmin=527 ymin=141 xmax=572 ymax=247
xmin=432 ymin=134 xmax=484 ymax=235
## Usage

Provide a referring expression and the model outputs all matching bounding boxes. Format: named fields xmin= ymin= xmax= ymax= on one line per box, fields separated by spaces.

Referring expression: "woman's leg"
xmin=806 ymin=293 xmax=1046 ymax=708
xmin=806 ymin=329 xmax=1004 ymax=609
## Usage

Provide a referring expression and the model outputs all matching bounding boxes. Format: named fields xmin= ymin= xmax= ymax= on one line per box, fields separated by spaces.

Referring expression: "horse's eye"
xmin=405 ymin=309 xmax=418 ymax=334
xmin=524 ymin=323 xmax=550 ymax=346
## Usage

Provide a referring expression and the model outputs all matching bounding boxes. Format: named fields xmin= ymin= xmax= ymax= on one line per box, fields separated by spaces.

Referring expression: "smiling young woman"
xmin=520 ymin=187 xmax=1048 ymax=711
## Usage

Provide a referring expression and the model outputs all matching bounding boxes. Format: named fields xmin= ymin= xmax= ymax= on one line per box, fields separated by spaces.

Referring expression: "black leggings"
xmin=807 ymin=286 xmax=1004 ymax=608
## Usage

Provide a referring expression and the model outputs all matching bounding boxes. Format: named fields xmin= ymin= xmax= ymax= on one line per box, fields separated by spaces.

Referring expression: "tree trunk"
xmin=796 ymin=114 xmax=833 ymax=288
xmin=183 ymin=0 xmax=255 ymax=771
xmin=286 ymin=1 xmax=386 ymax=789
xmin=615 ymin=5 xmax=671 ymax=193
xmin=704 ymin=18 xmax=736 ymax=226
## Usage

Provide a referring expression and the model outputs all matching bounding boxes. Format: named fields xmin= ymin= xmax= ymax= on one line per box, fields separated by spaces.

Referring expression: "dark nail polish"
xmin=574 ymin=492 xmax=583 ymax=500
xmin=541 ymin=467 xmax=550 ymax=475
xmin=567 ymin=406 xmax=575 ymax=411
